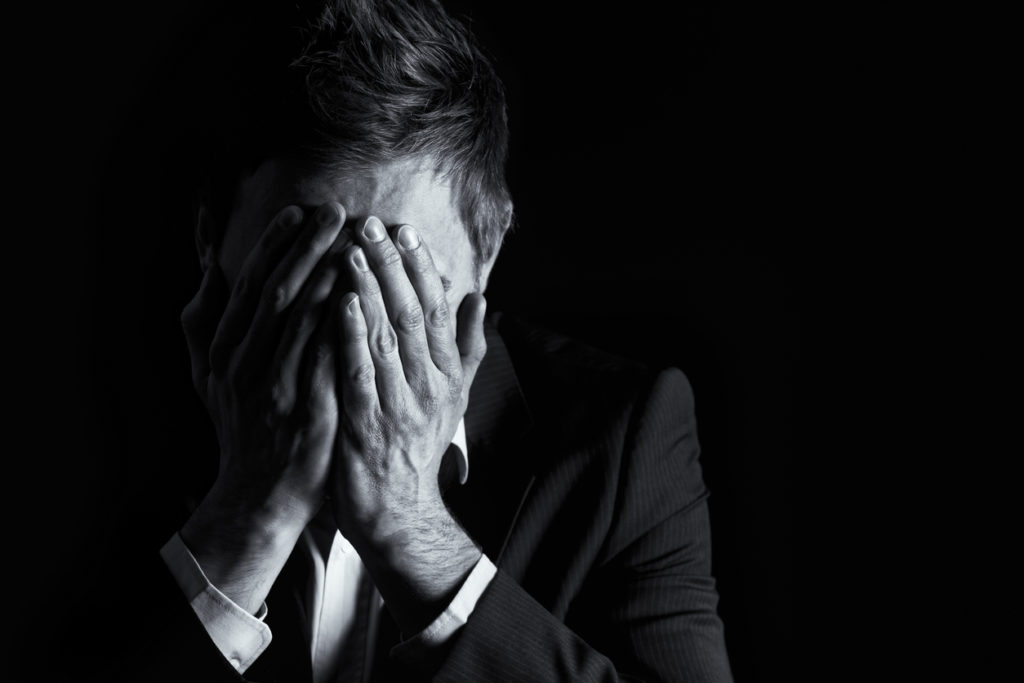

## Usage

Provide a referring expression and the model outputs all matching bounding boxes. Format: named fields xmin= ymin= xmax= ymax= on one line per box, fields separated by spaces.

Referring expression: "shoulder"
xmin=488 ymin=313 xmax=708 ymax=563
xmin=491 ymin=312 xmax=695 ymax=441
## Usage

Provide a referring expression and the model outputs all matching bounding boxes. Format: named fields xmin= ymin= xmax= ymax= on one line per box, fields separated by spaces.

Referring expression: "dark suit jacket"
xmin=96 ymin=313 xmax=732 ymax=682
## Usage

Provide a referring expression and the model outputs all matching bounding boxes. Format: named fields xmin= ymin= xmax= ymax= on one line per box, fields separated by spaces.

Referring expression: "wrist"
xmin=340 ymin=476 xmax=448 ymax=549
xmin=179 ymin=482 xmax=312 ymax=614
xmin=355 ymin=502 xmax=481 ymax=635
xmin=186 ymin=478 xmax=313 ymax=545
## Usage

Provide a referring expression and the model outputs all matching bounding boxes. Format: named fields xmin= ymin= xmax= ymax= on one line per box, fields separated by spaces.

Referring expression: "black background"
xmin=13 ymin=1 xmax=795 ymax=680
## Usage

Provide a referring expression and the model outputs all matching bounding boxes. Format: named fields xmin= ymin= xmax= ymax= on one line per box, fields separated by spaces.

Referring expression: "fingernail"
xmin=351 ymin=247 xmax=368 ymax=271
xmin=363 ymin=217 xmax=385 ymax=242
xmin=345 ymin=294 xmax=360 ymax=315
xmin=397 ymin=225 xmax=420 ymax=250
xmin=317 ymin=202 xmax=338 ymax=226
xmin=279 ymin=205 xmax=303 ymax=227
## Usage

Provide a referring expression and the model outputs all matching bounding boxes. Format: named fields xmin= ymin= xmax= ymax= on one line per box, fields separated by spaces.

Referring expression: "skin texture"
xmin=179 ymin=155 xmax=495 ymax=634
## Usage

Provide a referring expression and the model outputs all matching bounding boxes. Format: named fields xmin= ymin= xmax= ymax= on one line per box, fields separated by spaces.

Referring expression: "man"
xmin=101 ymin=1 xmax=732 ymax=680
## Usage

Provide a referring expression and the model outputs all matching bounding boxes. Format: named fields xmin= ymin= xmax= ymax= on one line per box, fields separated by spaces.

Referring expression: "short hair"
xmin=196 ymin=0 xmax=513 ymax=268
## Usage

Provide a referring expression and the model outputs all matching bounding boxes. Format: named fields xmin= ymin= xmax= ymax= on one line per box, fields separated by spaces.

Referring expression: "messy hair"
xmin=198 ymin=0 xmax=513 ymax=266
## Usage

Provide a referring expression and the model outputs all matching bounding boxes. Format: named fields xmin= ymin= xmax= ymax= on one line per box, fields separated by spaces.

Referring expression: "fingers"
xmin=294 ymin=312 xmax=339 ymax=444
xmin=209 ymin=205 xmax=304 ymax=377
xmin=260 ymin=202 xmax=347 ymax=317
xmin=274 ymin=311 xmax=338 ymax=506
xmin=232 ymin=202 xmax=346 ymax=378
xmin=456 ymin=293 xmax=488 ymax=407
xmin=181 ymin=264 xmax=229 ymax=398
xmin=267 ymin=230 xmax=353 ymax=416
xmin=393 ymin=225 xmax=461 ymax=382
xmin=352 ymin=216 xmax=431 ymax=388
xmin=346 ymin=241 xmax=407 ymax=401
xmin=337 ymin=292 xmax=380 ymax=416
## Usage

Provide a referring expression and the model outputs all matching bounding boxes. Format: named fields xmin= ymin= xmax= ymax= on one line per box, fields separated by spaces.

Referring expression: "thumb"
xmin=456 ymin=293 xmax=487 ymax=407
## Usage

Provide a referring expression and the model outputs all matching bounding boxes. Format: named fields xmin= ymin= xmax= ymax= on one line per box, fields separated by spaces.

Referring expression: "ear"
xmin=475 ymin=209 xmax=513 ymax=292
xmin=195 ymin=203 xmax=220 ymax=273
xmin=475 ymin=249 xmax=500 ymax=292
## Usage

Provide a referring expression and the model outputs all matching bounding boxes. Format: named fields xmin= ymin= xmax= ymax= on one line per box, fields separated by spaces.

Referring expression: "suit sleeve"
xmin=431 ymin=368 xmax=733 ymax=682
xmin=51 ymin=480 xmax=255 ymax=683
xmin=75 ymin=535 xmax=249 ymax=683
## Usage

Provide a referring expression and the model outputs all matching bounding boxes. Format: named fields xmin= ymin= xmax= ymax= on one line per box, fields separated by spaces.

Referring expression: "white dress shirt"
xmin=160 ymin=419 xmax=497 ymax=680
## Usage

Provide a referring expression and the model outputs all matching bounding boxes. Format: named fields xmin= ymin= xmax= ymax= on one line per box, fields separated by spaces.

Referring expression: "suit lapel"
xmin=445 ymin=313 xmax=537 ymax=564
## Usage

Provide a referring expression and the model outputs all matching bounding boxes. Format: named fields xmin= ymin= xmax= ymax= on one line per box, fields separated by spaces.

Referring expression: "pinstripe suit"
xmin=107 ymin=312 xmax=731 ymax=682
xmin=373 ymin=312 xmax=730 ymax=682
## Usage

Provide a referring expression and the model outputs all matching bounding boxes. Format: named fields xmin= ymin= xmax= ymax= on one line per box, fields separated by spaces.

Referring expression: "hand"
xmin=331 ymin=215 xmax=487 ymax=632
xmin=178 ymin=201 xmax=351 ymax=612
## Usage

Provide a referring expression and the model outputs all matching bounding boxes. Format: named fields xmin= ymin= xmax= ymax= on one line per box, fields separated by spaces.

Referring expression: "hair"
xmin=195 ymin=0 xmax=513 ymax=268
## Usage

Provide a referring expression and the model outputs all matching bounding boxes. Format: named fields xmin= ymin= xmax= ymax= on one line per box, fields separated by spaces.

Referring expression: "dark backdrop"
xmin=13 ymin=2 xmax=794 ymax=681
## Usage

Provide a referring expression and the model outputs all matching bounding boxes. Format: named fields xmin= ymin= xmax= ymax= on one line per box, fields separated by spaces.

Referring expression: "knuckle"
xmin=442 ymin=358 xmax=462 ymax=380
xmin=374 ymin=326 xmax=397 ymax=355
xmin=270 ymin=283 xmax=290 ymax=312
xmin=390 ymin=394 xmax=413 ymax=421
xmin=313 ymin=340 xmax=332 ymax=365
xmin=269 ymin=382 xmax=292 ymax=414
xmin=351 ymin=362 xmax=376 ymax=386
xmin=446 ymin=372 xmax=463 ymax=401
xmin=395 ymin=303 xmax=424 ymax=332
xmin=296 ymin=309 xmax=318 ymax=338
xmin=426 ymin=298 xmax=450 ymax=328
xmin=379 ymin=244 xmax=403 ymax=267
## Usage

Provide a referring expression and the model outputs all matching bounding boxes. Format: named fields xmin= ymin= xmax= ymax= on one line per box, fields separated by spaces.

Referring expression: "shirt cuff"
xmin=390 ymin=553 xmax=497 ymax=663
xmin=159 ymin=533 xmax=272 ymax=673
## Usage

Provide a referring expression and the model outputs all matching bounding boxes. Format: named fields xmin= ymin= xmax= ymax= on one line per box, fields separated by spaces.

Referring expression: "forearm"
xmin=180 ymin=483 xmax=309 ymax=615
xmin=434 ymin=568 xmax=730 ymax=683
xmin=177 ymin=201 xmax=349 ymax=616
xmin=435 ymin=570 xmax=622 ymax=683
xmin=354 ymin=499 xmax=482 ymax=636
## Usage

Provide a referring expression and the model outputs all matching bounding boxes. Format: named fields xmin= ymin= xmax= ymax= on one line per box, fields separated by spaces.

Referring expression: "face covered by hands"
xmin=178 ymin=157 xmax=492 ymax=626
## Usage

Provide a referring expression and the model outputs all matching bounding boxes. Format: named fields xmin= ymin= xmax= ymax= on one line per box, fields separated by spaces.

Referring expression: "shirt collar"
xmin=452 ymin=418 xmax=469 ymax=485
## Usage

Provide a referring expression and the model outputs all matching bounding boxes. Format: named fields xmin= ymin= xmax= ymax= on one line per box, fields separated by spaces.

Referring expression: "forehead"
xmin=220 ymin=156 xmax=471 ymax=283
